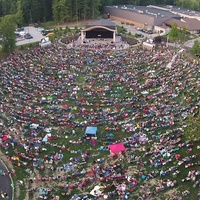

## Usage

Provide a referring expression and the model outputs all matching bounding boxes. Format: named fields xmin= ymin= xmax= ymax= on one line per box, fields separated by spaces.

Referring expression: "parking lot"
xmin=16 ymin=26 xmax=45 ymax=46
xmin=111 ymin=20 xmax=159 ymax=39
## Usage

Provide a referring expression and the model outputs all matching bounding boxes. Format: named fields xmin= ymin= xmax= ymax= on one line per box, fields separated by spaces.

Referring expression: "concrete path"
xmin=0 ymin=160 xmax=13 ymax=200
xmin=183 ymin=37 xmax=200 ymax=48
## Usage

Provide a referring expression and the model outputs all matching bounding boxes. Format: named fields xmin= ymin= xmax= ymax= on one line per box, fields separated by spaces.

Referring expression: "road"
xmin=0 ymin=160 xmax=12 ymax=200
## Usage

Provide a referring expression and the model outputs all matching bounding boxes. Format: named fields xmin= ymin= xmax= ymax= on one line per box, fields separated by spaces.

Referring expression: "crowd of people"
xmin=0 ymin=39 xmax=199 ymax=200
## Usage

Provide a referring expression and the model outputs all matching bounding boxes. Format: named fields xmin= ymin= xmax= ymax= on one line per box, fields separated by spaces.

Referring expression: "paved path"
xmin=183 ymin=37 xmax=200 ymax=48
xmin=0 ymin=160 xmax=12 ymax=200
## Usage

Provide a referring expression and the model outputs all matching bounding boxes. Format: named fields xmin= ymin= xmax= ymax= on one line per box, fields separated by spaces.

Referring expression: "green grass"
xmin=40 ymin=21 xmax=57 ymax=29
xmin=0 ymin=45 xmax=200 ymax=200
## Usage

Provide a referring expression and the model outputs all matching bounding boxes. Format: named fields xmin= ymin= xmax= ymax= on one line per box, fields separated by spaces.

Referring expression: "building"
xmin=104 ymin=4 xmax=200 ymax=34
xmin=164 ymin=17 xmax=200 ymax=33
xmin=81 ymin=19 xmax=116 ymax=44
xmin=148 ymin=5 xmax=200 ymax=21
xmin=104 ymin=5 xmax=179 ymax=34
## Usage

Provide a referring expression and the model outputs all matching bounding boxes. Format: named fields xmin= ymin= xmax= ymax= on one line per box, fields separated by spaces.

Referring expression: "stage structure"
xmin=81 ymin=20 xmax=116 ymax=44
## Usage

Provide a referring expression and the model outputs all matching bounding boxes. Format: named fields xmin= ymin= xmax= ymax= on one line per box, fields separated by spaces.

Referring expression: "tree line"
xmin=1 ymin=0 xmax=200 ymax=54
xmin=0 ymin=0 xmax=200 ymax=25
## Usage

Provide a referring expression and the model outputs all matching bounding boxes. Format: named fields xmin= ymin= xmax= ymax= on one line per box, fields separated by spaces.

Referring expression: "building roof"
xmin=86 ymin=19 xmax=115 ymax=29
xmin=166 ymin=5 xmax=200 ymax=17
xmin=107 ymin=5 xmax=178 ymax=19
xmin=164 ymin=17 xmax=200 ymax=31
xmin=182 ymin=18 xmax=200 ymax=30
xmin=148 ymin=5 xmax=200 ymax=17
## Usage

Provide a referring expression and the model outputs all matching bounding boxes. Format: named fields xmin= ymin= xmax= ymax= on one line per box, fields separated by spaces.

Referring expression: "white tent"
xmin=42 ymin=133 xmax=51 ymax=142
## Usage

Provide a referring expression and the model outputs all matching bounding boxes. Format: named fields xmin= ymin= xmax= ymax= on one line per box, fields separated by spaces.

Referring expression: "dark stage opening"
xmin=86 ymin=28 xmax=113 ymax=38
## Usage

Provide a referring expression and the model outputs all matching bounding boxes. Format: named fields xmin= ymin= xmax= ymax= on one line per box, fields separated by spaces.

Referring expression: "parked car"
xmin=16 ymin=27 xmax=24 ymax=32
xmin=147 ymin=30 xmax=153 ymax=34
xmin=41 ymin=30 xmax=52 ymax=36
xmin=15 ymin=33 xmax=21 ymax=38
xmin=15 ymin=27 xmax=26 ymax=36
xmin=135 ymin=33 xmax=144 ymax=38
xmin=24 ymin=33 xmax=33 ymax=39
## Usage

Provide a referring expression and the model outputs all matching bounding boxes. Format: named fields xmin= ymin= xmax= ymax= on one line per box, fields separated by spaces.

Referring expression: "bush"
xmin=61 ymin=35 xmax=79 ymax=44
xmin=20 ymin=45 xmax=24 ymax=50
xmin=121 ymin=35 xmax=139 ymax=45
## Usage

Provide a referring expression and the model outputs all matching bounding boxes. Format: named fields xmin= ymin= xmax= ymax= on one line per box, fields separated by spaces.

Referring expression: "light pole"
xmin=27 ymin=28 xmax=30 ymax=46
xmin=166 ymin=35 xmax=169 ymax=47
xmin=29 ymin=9 xmax=33 ymax=25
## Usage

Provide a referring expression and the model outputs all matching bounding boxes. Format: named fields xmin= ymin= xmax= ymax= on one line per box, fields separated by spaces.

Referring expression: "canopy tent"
xmin=85 ymin=126 xmax=97 ymax=138
xmin=109 ymin=142 xmax=126 ymax=154
xmin=30 ymin=123 xmax=39 ymax=129
xmin=42 ymin=134 xmax=51 ymax=142
xmin=39 ymin=188 xmax=48 ymax=195
xmin=90 ymin=185 xmax=103 ymax=197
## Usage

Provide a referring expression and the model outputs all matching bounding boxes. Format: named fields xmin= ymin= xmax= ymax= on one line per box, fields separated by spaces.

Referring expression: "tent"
xmin=42 ymin=134 xmax=51 ymax=142
xmin=90 ymin=185 xmax=103 ymax=197
xmin=109 ymin=142 xmax=126 ymax=154
xmin=39 ymin=188 xmax=48 ymax=195
xmin=30 ymin=123 xmax=39 ymax=129
xmin=85 ymin=126 xmax=97 ymax=138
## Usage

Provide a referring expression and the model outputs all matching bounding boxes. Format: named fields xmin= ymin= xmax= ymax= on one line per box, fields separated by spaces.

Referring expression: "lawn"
xmin=0 ymin=44 xmax=199 ymax=200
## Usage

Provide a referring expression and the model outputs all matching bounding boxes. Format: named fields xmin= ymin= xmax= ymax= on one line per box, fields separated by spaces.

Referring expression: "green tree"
xmin=176 ymin=0 xmax=200 ymax=11
xmin=168 ymin=23 xmax=179 ymax=41
xmin=0 ymin=0 xmax=18 ymax=16
xmin=91 ymin=0 xmax=101 ymax=19
xmin=20 ymin=0 xmax=53 ymax=24
xmin=15 ymin=0 xmax=24 ymax=26
xmin=190 ymin=39 xmax=200 ymax=55
xmin=0 ymin=14 xmax=16 ymax=53
xmin=52 ymin=0 xmax=70 ymax=23
xmin=181 ymin=26 xmax=187 ymax=35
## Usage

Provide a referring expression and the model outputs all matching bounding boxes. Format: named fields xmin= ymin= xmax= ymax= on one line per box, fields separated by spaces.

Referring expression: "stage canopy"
xmin=81 ymin=19 xmax=116 ymax=43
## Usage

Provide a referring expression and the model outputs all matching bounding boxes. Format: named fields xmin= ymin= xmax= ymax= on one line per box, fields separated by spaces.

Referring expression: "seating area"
xmin=0 ymin=40 xmax=199 ymax=200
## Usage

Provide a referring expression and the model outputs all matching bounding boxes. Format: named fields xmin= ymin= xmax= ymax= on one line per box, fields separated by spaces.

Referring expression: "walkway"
xmin=0 ymin=160 xmax=13 ymax=200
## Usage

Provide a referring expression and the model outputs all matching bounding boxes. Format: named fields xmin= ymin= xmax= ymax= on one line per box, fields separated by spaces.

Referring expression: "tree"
xmin=181 ymin=26 xmax=187 ymax=35
xmin=15 ymin=0 xmax=24 ymax=27
xmin=183 ymin=112 xmax=200 ymax=141
xmin=168 ymin=23 xmax=179 ymax=41
xmin=0 ymin=0 xmax=18 ymax=16
xmin=91 ymin=0 xmax=101 ymax=20
xmin=190 ymin=39 xmax=200 ymax=55
xmin=20 ymin=0 xmax=53 ymax=24
xmin=176 ymin=0 xmax=200 ymax=11
xmin=52 ymin=0 xmax=70 ymax=23
xmin=0 ymin=14 xmax=16 ymax=53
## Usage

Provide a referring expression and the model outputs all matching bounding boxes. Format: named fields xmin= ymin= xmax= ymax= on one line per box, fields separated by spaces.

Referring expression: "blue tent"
xmin=85 ymin=126 xmax=97 ymax=138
